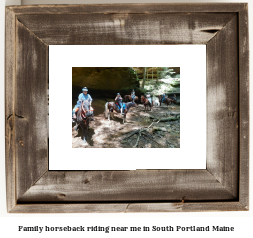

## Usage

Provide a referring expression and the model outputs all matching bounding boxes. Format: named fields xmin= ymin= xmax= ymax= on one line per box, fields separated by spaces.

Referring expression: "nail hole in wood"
xmin=57 ymin=193 xmax=66 ymax=198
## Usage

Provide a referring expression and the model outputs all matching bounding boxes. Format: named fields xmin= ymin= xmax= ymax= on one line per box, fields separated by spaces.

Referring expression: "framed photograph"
xmin=5 ymin=3 xmax=249 ymax=212
xmin=49 ymin=45 xmax=206 ymax=170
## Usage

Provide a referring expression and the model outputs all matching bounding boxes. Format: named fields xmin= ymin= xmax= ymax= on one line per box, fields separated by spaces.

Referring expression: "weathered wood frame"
xmin=5 ymin=4 xmax=249 ymax=213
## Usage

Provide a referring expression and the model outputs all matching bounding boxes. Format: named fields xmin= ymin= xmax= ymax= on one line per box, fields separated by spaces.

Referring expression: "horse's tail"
xmin=105 ymin=102 xmax=108 ymax=118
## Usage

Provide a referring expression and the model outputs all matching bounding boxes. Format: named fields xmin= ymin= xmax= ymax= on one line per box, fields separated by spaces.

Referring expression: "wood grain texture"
xmin=5 ymin=7 xmax=16 ymax=212
xmin=206 ymin=16 xmax=239 ymax=198
xmin=7 ymin=3 xmax=246 ymax=14
xmin=10 ymin=202 xmax=247 ymax=213
xmin=125 ymin=202 xmax=248 ymax=212
xmin=15 ymin=20 xmax=48 ymax=200
xmin=16 ymin=13 xmax=236 ymax=45
xmin=238 ymin=4 xmax=249 ymax=209
xmin=5 ymin=3 xmax=249 ymax=213
xmin=18 ymin=170 xmax=236 ymax=202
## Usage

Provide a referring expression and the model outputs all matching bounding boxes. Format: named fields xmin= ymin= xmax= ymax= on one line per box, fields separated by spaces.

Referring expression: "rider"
xmin=115 ymin=93 xmax=124 ymax=115
xmin=146 ymin=92 xmax=152 ymax=104
xmin=131 ymin=89 xmax=135 ymax=102
xmin=171 ymin=94 xmax=177 ymax=101
xmin=72 ymin=87 xmax=94 ymax=121
xmin=161 ymin=93 xmax=166 ymax=103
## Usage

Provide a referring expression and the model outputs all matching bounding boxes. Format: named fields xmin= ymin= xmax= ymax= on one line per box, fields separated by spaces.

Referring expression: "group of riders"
xmin=115 ymin=89 xmax=137 ymax=115
xmin=161 ymin=93 xmax=177 ymax=103
xmin=72 ymin=87 xmax=177 ymax=121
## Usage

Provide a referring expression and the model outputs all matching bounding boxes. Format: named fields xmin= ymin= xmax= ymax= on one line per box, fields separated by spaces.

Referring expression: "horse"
xmin=124 ymin=95 xmax=139 ymax=104
xmin=141 ymin=95 xmax=153 ymax=112
xmin=104 ymin=101 xmax=137 ymax=124
xmin=73 ymin=99 xmax=93 ymax=144
xmin=158 ymin=95 xmax=173 ymax=106
xmin=169 ymin=94 xmax=177 ymax=105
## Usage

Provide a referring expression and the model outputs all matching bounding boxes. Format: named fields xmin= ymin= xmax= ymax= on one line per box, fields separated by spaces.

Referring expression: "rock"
xmin=170 ymin=112 xmax=180 ymax=117
xmin=153 ymin=127 xmax=167 ymax=132
xmin=150 ymin=115 xmax=178 ymax=122
xmin=72 ymin=67 xmax=140 ymax=97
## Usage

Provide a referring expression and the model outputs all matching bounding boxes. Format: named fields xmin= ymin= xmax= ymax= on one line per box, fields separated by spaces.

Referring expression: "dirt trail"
xmin=72 ymin=101 xmax=180 ymax=148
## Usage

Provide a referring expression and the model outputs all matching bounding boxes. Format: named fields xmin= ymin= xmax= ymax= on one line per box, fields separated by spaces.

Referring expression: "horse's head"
xmin=81 ymin=100 xmax=92 ymax=117
xmin=126 ymin=101 xmax=138 ymax=109
xmin=132 ymin=102 xmax=138 ymax=108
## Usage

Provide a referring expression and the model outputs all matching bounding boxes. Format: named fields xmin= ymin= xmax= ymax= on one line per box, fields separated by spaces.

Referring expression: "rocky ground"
xmin=72 ymin=99 xmax=180 ymax=148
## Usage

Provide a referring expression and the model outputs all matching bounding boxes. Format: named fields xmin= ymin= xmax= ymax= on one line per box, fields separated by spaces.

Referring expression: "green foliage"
xmin=129 ymin=67 xmax=140 ymax=81
xmin=170 ymin=79 xmax=180 ymax=87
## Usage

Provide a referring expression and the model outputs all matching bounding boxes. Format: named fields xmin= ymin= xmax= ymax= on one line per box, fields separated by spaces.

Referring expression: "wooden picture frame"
xmin=5 ymin=3 xmax=249 ymax=213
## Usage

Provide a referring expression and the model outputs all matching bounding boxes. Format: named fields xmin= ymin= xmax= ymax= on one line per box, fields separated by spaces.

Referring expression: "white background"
xmin=49 ymin=45 xmax=206 ymax=170
xmin=0 ymin=0 xmax=252 ymax=237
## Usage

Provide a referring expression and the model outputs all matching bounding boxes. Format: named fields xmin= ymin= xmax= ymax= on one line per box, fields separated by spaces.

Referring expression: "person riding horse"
xmin=115 ymin=93 xmax=124 ymax=115
xmin=146 ymin=92 xmax=152 ymax=104
xmin=72 ymin=87 xmax=94 ymax=122
xmin=170 ymin=94 xmax=177 ymax=101
xmin=131 ymin=89 xmax=135 ymax=102
xmin=161 ymin=93 xmax=166 ymax=103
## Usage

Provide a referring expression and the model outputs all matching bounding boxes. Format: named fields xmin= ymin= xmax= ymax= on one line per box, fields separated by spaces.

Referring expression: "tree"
xmin=141 ymin=67 xmax=147 ymax=89
xmin=156 ymin=67 xmax=159 ymax=83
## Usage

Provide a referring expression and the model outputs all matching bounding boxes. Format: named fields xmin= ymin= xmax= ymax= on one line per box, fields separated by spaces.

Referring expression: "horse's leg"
xmin=108 ymin=110 xmax=111 ymax=121
xmin=123 ymin=113 xmax=126 ymax=124
xmin=83 ymin=127 xmax=88 ymax=145
xmin=111 ymin=111 xmax=114 ymax=119
xmin=75 ymin=122 xmax=78 ymax=131
xmin=84 ymin=121 xmax=89 ymax=142
xmin=80 ymin=124 xmax=86 ymax=144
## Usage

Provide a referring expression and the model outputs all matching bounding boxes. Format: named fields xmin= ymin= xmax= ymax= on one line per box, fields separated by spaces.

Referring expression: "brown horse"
xmin=105 ymin=101 xmax=137 ymax=124
xmin=141 ymin=95 xmax=153 ymax=112
xmin=158 ymin=95 xmax=173 ymax=106
xmin=169 ymin=94 xmax=177 ymax=105
xmin=124 ymin=95 xmax=139 ymax=104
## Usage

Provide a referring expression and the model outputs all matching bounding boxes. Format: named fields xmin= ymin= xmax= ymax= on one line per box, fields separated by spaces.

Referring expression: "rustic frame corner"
xmin=5 ymin=3 xmax=249 ymax=213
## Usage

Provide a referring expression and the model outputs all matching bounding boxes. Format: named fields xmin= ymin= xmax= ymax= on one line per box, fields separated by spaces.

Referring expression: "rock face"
xmin=72 ymin=67 xmax=140 ymax=98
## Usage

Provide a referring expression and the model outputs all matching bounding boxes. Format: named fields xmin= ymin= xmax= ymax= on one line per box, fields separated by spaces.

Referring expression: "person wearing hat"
xmin=146 ymin=92 xmax=152 ymax=104
xmin=115 ymin=93 xmax=124 ymax=115
xmin=72 ymin=87 xmax=94 ymax=121
xmin=131 ymin=89 xmax=135 ymax=102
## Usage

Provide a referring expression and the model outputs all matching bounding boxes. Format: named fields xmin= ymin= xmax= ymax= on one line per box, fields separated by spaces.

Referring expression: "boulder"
xmin=72 ymin=67 xmax=140 ymax=98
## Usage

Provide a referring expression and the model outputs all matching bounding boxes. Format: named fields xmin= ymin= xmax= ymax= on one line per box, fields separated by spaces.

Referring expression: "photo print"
xmin=72 ymin=67 xmax=180 ymax=148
